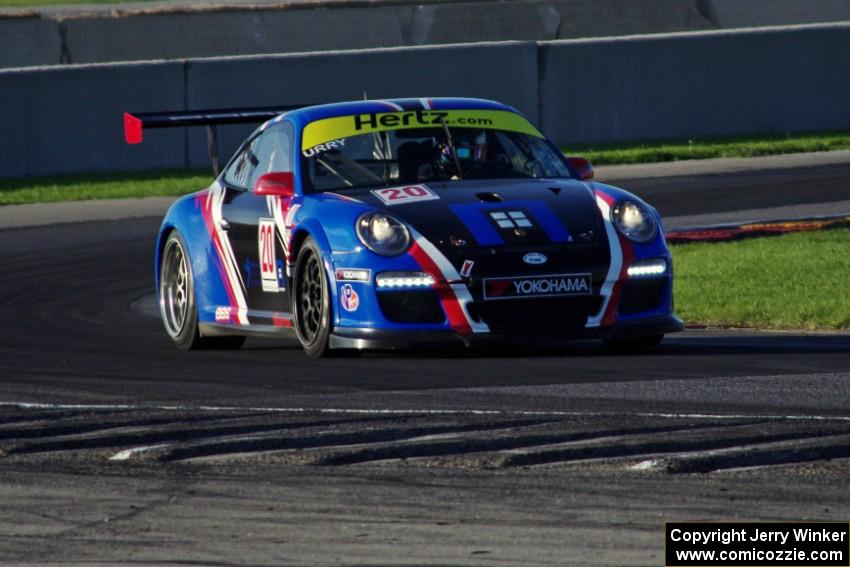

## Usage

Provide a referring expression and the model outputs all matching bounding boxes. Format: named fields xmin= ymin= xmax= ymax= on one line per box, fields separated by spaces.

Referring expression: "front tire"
xmin=293 ymin=238 xmax=332 ymax=357
xmin=159 ymin=231 xmax=245 ymax=351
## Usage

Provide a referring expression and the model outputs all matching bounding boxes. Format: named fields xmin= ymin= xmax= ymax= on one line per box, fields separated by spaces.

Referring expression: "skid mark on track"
xmin=109 ymin=444 xmax=171 ymax=461
xmin=1 ymin=403 xmax=849 ymax=474
xmin=493 ymin=426 xmax=850 ymax=469
xmin=3 ymin=400 xmax=850 ymax=422
xmin=303 ymin=421 xmax=765 ymax=467
xmin=661 ymin=434 xmax=850 ymax=473
xmin=158 ymin=418 xmax=555 ymax=463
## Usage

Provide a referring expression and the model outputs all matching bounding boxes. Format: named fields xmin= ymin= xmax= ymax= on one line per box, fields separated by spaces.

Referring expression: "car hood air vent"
xmin=476 ymin=192 xmax=503 ymax=203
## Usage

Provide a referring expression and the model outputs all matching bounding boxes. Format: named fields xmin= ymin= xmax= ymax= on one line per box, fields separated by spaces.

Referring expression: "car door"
xmin=219 ymin=122 xmax=294 ymax=323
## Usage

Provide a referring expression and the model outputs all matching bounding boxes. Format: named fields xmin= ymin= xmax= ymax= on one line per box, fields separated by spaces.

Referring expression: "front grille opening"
xmin=468 ymin=296 xmax=603 ymax=333
xmin=618 ymin=279 xmax=666 ymax=315
xmin=377 ymin=290 xmax=445 ymax=324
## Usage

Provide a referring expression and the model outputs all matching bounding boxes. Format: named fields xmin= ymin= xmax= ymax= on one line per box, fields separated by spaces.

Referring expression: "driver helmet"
xmin=434 ymin=130 xmax=488 ymax=175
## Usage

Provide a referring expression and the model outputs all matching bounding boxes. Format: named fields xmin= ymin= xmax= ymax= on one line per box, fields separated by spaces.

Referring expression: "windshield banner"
xmin=301 ymin=109 xmax=543 ymax=151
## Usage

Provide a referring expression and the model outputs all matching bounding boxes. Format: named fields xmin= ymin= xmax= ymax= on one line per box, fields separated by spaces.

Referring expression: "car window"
xmin=223 ymin=136 xmax=260 ymax=189
xmin=301 ymin=127 xmax=573 ymax=193
xmin=248 ymin=122 xmax=294 ymax=190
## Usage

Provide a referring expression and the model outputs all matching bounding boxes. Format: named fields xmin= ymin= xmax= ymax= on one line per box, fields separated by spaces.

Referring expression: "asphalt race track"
xmin=1 ymin=163 xmax=849 ymax=565
xmin=621 ymin=160 xmax=850 ymax=219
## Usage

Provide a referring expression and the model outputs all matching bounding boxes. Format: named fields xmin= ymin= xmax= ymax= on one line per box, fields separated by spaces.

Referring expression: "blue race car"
xmin=125 ymin=98 xmax=682 ymax=356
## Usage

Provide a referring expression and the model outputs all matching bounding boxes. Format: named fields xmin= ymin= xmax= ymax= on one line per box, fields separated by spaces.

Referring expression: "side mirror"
xmin=254 ymin=172 xmax=294 ymax=197
xmin=567 ymin=157 xmax=594 ymax=181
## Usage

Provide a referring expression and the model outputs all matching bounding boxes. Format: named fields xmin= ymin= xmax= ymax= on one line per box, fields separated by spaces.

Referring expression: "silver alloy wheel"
xmin=160 ymin=237 xmax=190 ymax=338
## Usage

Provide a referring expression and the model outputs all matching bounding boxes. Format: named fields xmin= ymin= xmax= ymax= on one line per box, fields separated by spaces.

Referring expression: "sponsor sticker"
xmin=459 ymin=260 xmax=475 ymax=278
xmin=335 ymin=268 xmax=371 ymax=282
xmin=257 ymin=219 xmax=280 ymax=293
xmin=523 ymin=252 xmax=547 ymax=265
xmin=340 ymin=283 xmax=360 ymax=312
xmin=371 ymin=185 xmax=439 ymax=206
xmin=302 ymin=138 xmax=346 ymax=158
xmin=302 ymin=109 xmax=544 ymax=151
xmin=490 ymin=210 xmax=534 ymax=230
xmin=215 ymin=306 xmax=232 ymax=322
xmin=483 ymin=273 xmax=592 ymax=300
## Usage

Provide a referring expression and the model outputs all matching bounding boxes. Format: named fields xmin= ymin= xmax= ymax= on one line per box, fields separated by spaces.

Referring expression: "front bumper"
xmin=329 ymin=313 xmax=684 ymax=350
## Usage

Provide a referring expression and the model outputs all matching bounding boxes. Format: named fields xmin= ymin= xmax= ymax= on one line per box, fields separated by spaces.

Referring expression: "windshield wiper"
xmin=440 ymin=118 xmax=463 ymax=180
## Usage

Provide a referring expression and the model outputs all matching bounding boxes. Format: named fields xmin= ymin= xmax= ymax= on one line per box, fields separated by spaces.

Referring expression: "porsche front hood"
xmin=349 ymin=178 xmax=611 ymax=279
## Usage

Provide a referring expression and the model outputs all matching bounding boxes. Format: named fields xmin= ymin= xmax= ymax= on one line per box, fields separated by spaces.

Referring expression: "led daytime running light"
xmin=376 ymin=272 xmax=436 ymax=289
xmin=627 ymin=259 xmax=668 ymax=278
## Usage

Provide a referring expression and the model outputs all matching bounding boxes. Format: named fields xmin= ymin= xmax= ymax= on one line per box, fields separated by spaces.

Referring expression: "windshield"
xmin=301 ymin=121 xmax=573 ymax=193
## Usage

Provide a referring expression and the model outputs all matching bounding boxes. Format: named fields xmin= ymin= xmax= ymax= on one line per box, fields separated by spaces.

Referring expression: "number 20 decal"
xmin=371 ymin=185 xmax=439 ymax=206
xmin=258 ymin=219 xmax=280 ymax=293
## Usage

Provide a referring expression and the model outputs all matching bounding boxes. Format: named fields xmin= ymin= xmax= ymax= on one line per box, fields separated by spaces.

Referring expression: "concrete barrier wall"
xmin=1 ymin=23 xmax=848 ymax=179
xmin=61 ymin=6 xmax=414 ymax=64
xmin=1 ymin=0 xmax=718 ymax=68
xmin=709 ymin=0 xmax=850 ymax=27
xmin=0 ymin=61 xmax=187 ymax=179
xmin=539 ymin=24 xmax=850 ymax=145
xmin=2 ymin=1 xmax=849 ymax=70
xmin=0 ymin=17 xmax=61 ymax=68
xmin=0 ymin=42 xmax=538 ymax=178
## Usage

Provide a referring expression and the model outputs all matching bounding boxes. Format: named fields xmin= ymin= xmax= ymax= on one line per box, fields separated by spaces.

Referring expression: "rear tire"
xmin=159 ymin=231 xmax=245 ymax=351
xmin=603 ymin=334 xmax=664 ymax=353
xmin=293 ymin=238 xmax=332 ymax=358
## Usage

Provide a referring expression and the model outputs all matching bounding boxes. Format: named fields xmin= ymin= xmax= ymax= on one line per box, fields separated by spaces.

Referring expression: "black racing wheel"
xmin=292 ymin=237 xmax=332 ymax=357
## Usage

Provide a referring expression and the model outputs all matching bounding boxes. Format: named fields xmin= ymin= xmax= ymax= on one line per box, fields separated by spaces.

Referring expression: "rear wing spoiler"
xmin=123 ymin=105 xmax=301 ymax=175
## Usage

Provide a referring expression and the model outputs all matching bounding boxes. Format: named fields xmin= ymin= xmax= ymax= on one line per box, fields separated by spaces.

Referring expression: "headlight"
xmin=356 ymin=212 xmax=411 ymax=256
xmin=611 ymin=200 xmax=657 ymax=243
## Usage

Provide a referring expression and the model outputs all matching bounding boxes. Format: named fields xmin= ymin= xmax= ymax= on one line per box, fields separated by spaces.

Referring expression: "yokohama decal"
xmin=197 ymin=184 xmax=248 ymax=325
xmin=407 ymin=227 xmax=488 ymax=335
xmin=484 ymin=274 xmax=591 ymax=300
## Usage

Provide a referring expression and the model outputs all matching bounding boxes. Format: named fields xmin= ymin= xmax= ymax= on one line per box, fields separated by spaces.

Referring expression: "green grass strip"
xmin=0 ymin=170 xmax=211 ymax=206
xmin=566 ymin=131 xmax=850 ymax=165
xmin=672 ymin=228 xmax=850 ymax=330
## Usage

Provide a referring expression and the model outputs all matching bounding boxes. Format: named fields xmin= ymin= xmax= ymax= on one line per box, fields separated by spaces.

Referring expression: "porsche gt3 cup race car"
xmin=125 ymin=97 xmax=682 ymax=356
